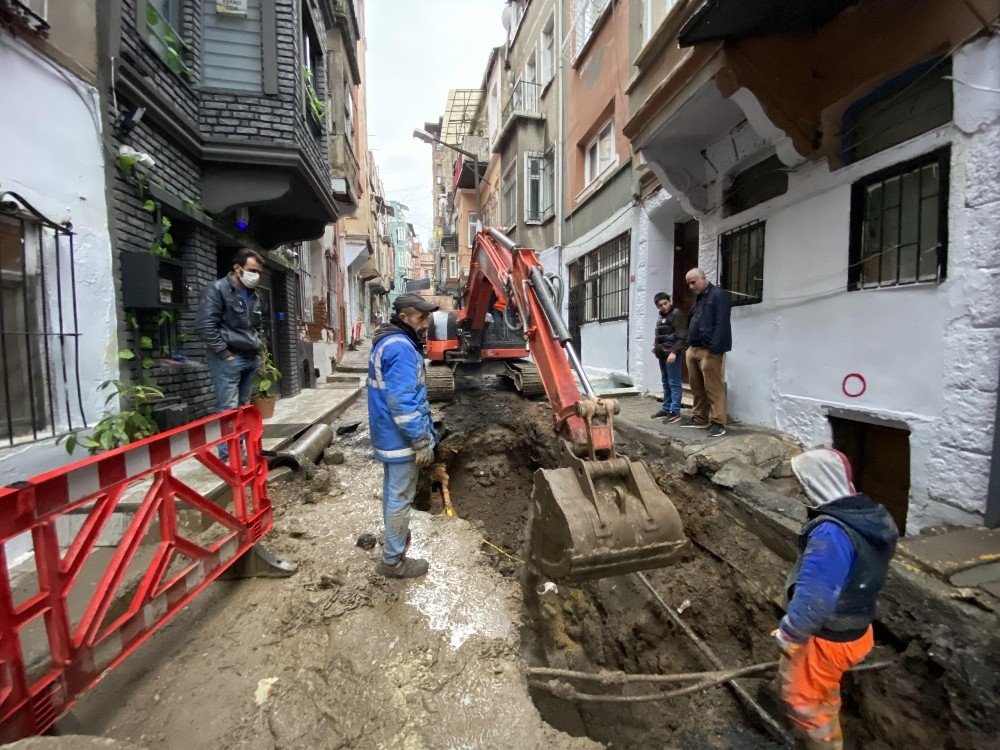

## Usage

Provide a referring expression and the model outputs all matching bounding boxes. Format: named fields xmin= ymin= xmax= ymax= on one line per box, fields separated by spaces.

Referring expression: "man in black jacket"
xmin=196 ymin=249 xmax=265 ymax=458
xmin=650 ymin=292 xmax=687 ymax=423
xmin=683 ymin=268 xmax=732 ymax=437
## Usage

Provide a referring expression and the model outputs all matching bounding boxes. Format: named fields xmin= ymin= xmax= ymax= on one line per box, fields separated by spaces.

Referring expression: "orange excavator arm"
xmin=459 ymin=228 xmax=613 ymax=455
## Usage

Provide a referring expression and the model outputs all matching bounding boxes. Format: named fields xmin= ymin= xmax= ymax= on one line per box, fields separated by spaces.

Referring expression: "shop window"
xmin=719 ymin=220 xmax=765 ymax=306
xmin=842 ymin=57 xmax=952 ymax=164
xmin=849 ymin=147 xmax=949 ymax=290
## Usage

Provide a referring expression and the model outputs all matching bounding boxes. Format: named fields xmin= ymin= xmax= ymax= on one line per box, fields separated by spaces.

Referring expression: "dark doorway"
xmin=673 ymin=219 xmax=699 ymax=383
xmin=829 ymin=415 xmax=910 ymax=533
xmin=566 ymin=276 xmax=586 ymax=360
xmin=672 ymin=219 xmax=700 ymax=313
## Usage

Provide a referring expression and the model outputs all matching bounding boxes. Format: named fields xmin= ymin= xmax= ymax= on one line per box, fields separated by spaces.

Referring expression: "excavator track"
xmin=425 ymin=364 xmax=455 ymax=402
xmin=503 ymin=360 xmax=546 ymax=398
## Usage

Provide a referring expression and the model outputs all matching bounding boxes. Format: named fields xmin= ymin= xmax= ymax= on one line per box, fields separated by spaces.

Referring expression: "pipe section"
xmin=272 ymin=423 xmax=334 ymax=469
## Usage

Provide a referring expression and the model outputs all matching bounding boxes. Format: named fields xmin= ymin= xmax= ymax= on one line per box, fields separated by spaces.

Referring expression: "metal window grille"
xmin=723 ymin=154 xmax=789 ymax=217
xmin=719 ymin=220 xmax=765 ymax=306
xmin=849 ymin=147 xmax=949 ymax=290
xmin=0 ymin=192 xmax=87 ymax=446
xmin=573 ymin=0 xmax=611 ymax=57
xmin=571 ymin=232 xmax=630 ymax=324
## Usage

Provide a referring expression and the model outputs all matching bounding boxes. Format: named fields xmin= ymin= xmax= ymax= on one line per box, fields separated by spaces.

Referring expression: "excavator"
xmin=425 ymin=227 xmax=686 ymax=583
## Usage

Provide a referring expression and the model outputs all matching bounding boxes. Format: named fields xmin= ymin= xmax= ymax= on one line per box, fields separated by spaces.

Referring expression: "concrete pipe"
xmin=271 ymin=423 xmax=334 ymax=469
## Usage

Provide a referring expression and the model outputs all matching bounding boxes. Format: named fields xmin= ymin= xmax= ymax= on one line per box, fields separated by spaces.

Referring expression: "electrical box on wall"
xmin=121 ymin=252 xmax=184 ymax=309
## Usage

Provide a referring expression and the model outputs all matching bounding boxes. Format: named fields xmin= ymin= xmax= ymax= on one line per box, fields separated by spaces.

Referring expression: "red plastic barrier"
xmin=0 ymin=406 xmax=271 ymax=740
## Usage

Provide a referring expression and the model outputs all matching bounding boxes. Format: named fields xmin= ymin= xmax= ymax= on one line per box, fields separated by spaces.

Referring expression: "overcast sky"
xmin=365 ymin=1 xmax=506 ymax=245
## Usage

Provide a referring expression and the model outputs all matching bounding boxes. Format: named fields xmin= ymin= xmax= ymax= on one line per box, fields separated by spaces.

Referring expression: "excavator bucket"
xmin=528 ymin=451 xmax=686 ymax=583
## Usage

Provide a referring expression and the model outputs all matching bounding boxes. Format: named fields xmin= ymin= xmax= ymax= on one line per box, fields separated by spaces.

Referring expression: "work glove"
xmin=413 ymin=439 xmax=435 ymax=468
xmin=772 ymin=626 xmax=804 ymax=659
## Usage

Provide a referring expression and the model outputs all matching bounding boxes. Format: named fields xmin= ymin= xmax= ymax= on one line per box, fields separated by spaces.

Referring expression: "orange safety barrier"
xmin=0 ymin=406 xmax=271 ymax=740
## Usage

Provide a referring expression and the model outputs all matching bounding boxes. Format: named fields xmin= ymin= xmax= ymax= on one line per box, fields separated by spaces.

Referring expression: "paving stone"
xmin=898 ymin=527 xmax=1000 ymax=577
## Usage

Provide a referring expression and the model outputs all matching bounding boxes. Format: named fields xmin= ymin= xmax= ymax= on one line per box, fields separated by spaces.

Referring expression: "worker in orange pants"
xmin=775 ymin=449 xmax=898 ymax=749
xmin=777 ymin=626 xmax=874 ymax=748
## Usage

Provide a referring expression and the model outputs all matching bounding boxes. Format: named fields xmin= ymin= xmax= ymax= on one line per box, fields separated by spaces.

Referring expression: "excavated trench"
xmin=417 ymin=381 xmax=978 ymax=749
xmin=419 ymin=383 xmax=795 ymax=750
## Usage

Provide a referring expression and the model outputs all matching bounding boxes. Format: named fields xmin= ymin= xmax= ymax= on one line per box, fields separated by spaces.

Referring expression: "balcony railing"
xmin=501 ymin=80 xmax=542 ymax=125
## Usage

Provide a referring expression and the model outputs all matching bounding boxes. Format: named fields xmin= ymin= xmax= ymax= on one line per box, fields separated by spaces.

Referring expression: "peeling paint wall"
xmin=0 ymin=34 xmax=117 ymax=486
xmin=692 ymin=37 xmax=1000 ymax=533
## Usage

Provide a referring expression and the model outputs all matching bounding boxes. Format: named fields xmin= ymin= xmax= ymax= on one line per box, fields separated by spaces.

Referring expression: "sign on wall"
xmin=216 ymin=0 xmax=248 ymax=16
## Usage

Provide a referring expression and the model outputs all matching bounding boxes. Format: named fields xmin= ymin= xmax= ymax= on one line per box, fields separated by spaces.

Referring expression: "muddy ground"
xmin=55 ymin=379 xmax=958 ymax=749
xmin=67 ymin=397 xmax=595 ymax=750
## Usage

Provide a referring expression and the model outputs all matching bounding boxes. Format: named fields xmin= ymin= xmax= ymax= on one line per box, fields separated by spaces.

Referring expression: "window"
xmin=643 ymin=0 xmax=680 ymax=43
xmin=540 ymin=17 xmax=555 ymax=87
xmin=448 ymin=253 xmax=458 ymax=279
xmin=719 ymin=221 xmax=765 ymax=306
xmin=396 ymin=226 xmax=405 ymax=244
xmin=849 ymin=147 xmax=949 ymax=290
xmin=501 ymin=162 xmax=516 ymax=229
xmin=574 ymin=0 xmax=612 ymax=58
xmin=524 ymin=49 xmax=537 ymax=85
xmin=344 ymin=77 xmax=355 ymax=145
xmin=302 ymin=15 xmax=324 ymax=126
xmin=0 ymin=198 xmax=86 ymax=445
xmin=842 ymin=57 xmax=952 ymax=164
xmin=23 ymin=0 xmax=47 ymax=19
xmin=526 ymin=154 xmax=543 ymax=222
xmin=143 ymin=0 xmax=191 ymax=79
xmin=571 ymin=232 xmax=630 ymax=323
xmin=467 ymin=212 xmax=479 ymax=247
xmin=724 ymin=155 xmax=788 ymax=216
xmin=584 ymin=119 xmax=615 ymax=186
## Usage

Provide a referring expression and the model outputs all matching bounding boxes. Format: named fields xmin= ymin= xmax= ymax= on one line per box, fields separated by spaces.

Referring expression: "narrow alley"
xmin=2 ymin=1 xmax=999 ymax=749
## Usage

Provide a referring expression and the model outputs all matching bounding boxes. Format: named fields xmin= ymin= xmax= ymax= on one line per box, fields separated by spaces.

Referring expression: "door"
xmin=568 ymin=284 xmax=584 ymax=358
xmin=829 ymin=416 xmax=910 ymax=533
xmin=672 ymin=219 xmax=699 ymax=383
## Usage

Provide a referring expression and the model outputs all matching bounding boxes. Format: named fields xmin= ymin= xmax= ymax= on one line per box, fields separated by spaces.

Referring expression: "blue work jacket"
xmin=367 ymin=323 xmax=435 ymax=463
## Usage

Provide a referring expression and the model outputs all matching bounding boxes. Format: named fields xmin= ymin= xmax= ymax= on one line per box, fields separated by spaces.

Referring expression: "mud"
xmin=68 ymin=399 xmax=595 ymax=750
xmin=428 ymin=387 xmax=789 ymax=749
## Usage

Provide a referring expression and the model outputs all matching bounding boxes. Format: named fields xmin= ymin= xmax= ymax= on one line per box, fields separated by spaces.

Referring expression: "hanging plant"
xmin=303 ymin=67 xmax=326 ymax=123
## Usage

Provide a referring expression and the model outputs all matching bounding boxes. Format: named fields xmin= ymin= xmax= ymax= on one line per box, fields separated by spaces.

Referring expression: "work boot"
xmin=377 ymin=556 xmax=429 ymax=579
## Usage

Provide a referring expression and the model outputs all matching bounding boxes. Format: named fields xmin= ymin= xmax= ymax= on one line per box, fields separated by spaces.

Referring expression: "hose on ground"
xmin=526 ymin=660 xmax=893 ymax=704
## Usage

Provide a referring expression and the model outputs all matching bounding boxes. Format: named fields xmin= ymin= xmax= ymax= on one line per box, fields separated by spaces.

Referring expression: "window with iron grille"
xmin=0 ymin=193 xmax=87 ymax=445
xmin=719 ymin=221 xmax=765 ymax=306
xmin=849 ymin=147 xmax=949 ymax=290
xmin=570 ymin=232 xmax=630 ymax=323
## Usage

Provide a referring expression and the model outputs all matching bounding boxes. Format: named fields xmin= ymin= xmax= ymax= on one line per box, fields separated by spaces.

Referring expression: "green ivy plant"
xmin=142 ymin=199 xmax=175 ymax=257
xmin=146 ymin=1 xmax=193 ymax=82
xmin=253 ymin=340 xmax=282 ymax=399
xmin=302 ymin=67 xmax=325 ymax=123
xmin=59 ymin=380 xmax=164 ymax=455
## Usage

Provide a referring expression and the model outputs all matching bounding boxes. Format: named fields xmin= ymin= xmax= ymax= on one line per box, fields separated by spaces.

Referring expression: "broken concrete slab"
xmin=950 ymin=560 xmax=1000 ymax=588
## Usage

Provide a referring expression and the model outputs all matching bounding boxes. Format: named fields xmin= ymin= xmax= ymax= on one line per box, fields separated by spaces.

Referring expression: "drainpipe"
xmin=986 ymin=361 xmax=1000 ymax=528
xmin=556 ymin=0 xmax=565 ymax=250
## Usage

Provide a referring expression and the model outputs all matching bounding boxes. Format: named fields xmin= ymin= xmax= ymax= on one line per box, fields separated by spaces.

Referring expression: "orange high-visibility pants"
xmin=779 ymin=626 xmax=873 ymax=750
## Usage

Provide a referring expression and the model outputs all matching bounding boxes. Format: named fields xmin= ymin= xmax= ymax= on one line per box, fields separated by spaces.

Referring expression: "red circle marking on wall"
xmin=842 ymin=373 xmax=867 ymax=398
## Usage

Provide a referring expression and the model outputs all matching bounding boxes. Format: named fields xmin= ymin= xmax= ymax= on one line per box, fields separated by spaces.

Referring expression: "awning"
xmin=679 ymin=0 xmax=856 ymax=47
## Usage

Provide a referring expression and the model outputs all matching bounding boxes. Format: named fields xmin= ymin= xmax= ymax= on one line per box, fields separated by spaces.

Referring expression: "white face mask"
xmin=240 ymin=269 xmax=261 ymax=289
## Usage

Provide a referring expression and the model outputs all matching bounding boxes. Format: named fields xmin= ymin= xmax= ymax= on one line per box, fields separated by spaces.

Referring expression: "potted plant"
xmin=252 ymin=341 xmax=282 ymax=419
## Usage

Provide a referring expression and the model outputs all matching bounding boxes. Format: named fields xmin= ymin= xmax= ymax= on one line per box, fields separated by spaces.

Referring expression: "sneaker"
xmin=680 ymin=418 xmax=710 ymax=428
xmin=376 ymin=556 xmax=429 ymax=579
xmin=707 ymin=422 xmax=727 ymax=437
xmin=650 ymin=411 xmax=670 ymax=419
xmin=666 ymin=414 xmax=682 ymax=424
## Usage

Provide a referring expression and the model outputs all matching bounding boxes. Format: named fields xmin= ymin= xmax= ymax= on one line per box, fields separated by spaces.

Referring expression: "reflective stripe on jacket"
xmin=367 ymin=332 xmax=435 ymax=463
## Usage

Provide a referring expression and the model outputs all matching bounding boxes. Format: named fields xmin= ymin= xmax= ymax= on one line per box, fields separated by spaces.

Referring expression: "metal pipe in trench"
xmin=271 ymin=423 xmax=334 ymax=469
xmin=635 ymin=572 xmax=794 ymax=747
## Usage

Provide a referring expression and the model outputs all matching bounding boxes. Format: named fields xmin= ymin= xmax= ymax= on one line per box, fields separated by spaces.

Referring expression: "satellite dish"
xmin=501 ymin=5 xmax=513 ymax=31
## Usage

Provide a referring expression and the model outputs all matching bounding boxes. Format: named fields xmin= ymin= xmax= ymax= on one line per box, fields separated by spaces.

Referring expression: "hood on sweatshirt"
xmin=791 ymin=449 xmax=856 ymax=508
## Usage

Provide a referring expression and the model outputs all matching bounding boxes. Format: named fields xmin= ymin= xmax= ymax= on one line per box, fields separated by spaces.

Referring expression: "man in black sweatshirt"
xmin=683 ymin=268 xmax=732 ymax=437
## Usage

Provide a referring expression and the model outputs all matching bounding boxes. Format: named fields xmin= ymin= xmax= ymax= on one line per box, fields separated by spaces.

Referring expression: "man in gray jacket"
xmin=196 ymin=249 xmax=265 ymax=449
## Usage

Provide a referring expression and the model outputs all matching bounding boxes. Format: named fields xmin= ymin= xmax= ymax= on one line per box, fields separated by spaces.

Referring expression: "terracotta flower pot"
xmin=252 ymin=395 xmax=278 ymax=419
